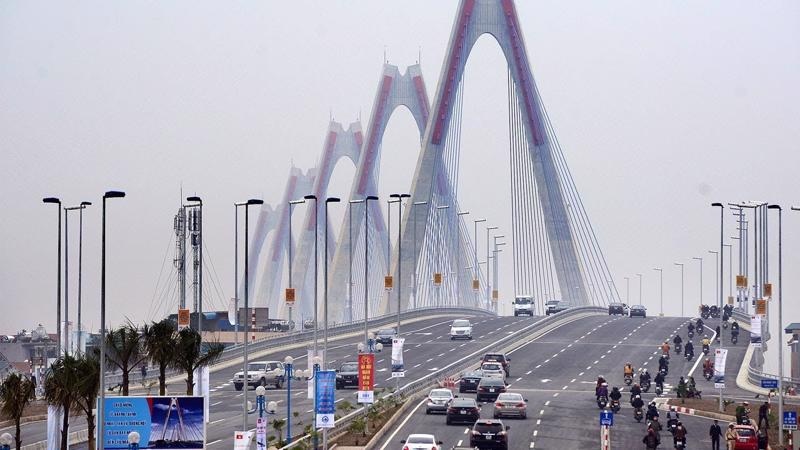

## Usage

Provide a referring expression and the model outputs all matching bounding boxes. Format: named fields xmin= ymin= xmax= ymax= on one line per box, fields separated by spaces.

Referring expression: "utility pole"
xmin=174 ymin=207 xmax=187 ymax=310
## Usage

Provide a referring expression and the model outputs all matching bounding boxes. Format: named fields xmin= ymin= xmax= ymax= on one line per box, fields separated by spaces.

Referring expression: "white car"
xmin=425 ymin=388 xmax=454 ymax=414
xmin=401 ymin=434 xmax=443 ymax=450
xmin=513 ymin=296 xmax=534 ymax=317
xmin=480 ymin=362 xmax=506 ymax=381
xmin=449 ymin=319 xmax=473 ymax=340
xmin=233 ymin=361 xmax=285 ymax=390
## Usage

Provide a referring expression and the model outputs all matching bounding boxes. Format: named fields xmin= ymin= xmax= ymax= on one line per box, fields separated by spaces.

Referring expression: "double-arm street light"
xmin=673 ymin=263 xmax=684 ymax=317
xmin=65 ymin=201 xmax=92 ymax=353
xmin=636 ymin=273 xmax=643 ymax=305
xmin=362 ymin=196 xmax=379 ymax=347
xmin=486 ymin=226 xmax=498 ymax=307
xmin=288 ymin=199 xmax=305 ymax=329
xmin=241 ymin=198 xmax=264 ymax=432
xmin=303 ymin=195 xmax=320 ymax=367
xmin=771 ymin=204 xmax=786 ymax=445
xmin=653 ymin=268 xmax=663 ymax=316
xmin=389 ymin=193 xmax=410 ymax=336
xmin=98 ymin=190 xmax=126 ymax=449
xmin=324 ymin=197 xmax=341 ymax=371
xmin=692 ymin=257 xmax=703 ymax=310
xmin=233 ymin=201 xmax=248 ymax=343
xmin=42 ymin=197 xmax=62 ymax=354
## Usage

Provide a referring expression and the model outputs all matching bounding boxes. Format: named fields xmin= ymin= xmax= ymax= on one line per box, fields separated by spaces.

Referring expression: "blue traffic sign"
xmin=600 ymin=410 xmax=614 ymax=426
xmin=784 ymin=411 xmax=798 ymax=430
xmin=761 ymin=379 xmax=779 ymax=389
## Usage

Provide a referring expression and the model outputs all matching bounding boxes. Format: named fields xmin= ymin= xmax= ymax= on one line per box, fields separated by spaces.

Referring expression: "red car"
xmin=733 ymin=425 xmax=757 ymax=450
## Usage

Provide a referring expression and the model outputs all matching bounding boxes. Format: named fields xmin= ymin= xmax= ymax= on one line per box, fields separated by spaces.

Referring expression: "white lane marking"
xmin=457 ymin=441 xmax=463 ymax=447
xmin=211 ymin=401 xmax=222 ymax=406
xmin=533 ymin=430 xmax=538 ymax=437
xmin=539 ymin=409 xmax=545 ymax=415
xmin=570 ymin=378 xmax=576 ymax=383
xmin=553 ymin=393 xmax=559 ymax=397
xmin=578 ymin=372 xmax=584 ymax=377
xmin=378 ymin=398 xmax=426 ymax=450
xmin=210 ymin=418 xmax=225 ymax=425
xmin=562 ymin=385 xmax=568 ymax=390
xmin=208 ymin=439 xmax=223 ymax=446
xmin=537 ymin=419 xmax=541 ymax=425
xmin=544 ymin=401 xmax=550 ymax=406
xmin=377 ymin=359 xmax=385 ymax=363
xmin=413 ymin=363 xmax=421 ymax=368
xmin=415 ymin=344 xmax=422 ymax=348
xmin=535 ymin=365 xmax=541 ymax=369
xmin=586 ymin=366 xmax=592 ymax=370
xmin=526 ymin=370 xmax=533 ymax=375
xmin=516 ymin=377 xmax=522 ymax=382
xmin=594 ymin=360 xmax=599 ymax=364
xmin=463 ymin=428 xmax=469 ymax=434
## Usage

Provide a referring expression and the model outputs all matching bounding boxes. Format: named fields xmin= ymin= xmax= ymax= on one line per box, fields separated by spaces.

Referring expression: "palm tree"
xmin=0 ymin=372 xmax=36 ymax=449
xmin=74 ymin=352 xmax=100 ymax=450
xmin=172 ymin=328 xmax=224 ymax=395
xmin=105 ymin=323 xmax=147 ymax=395
xmin=143 ymin=319 xmax=177 ymax=395
xmin=44 ymin=355 xmax=81 ymax=450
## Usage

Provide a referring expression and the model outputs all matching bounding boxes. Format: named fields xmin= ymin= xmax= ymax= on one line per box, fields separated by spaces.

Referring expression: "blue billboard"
xmin=102 ymin=396 xmax=206 ymax=449
xmin=315 ymin=370 xmax=336 ymax=428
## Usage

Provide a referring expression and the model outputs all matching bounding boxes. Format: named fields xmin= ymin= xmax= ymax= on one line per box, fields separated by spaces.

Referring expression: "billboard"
xmin=391 ymin=337 xmax=405 ymax=377
xmin=750 ymin=315 xmax=762 ymax=347
xmin=358 ymin=353 xmax=375 ymax=403
xmin=314 ymin=371 xmax=336 ymax=428
xmin=713 ymin=348 xmax=728 ymax=389
xmin=102 ymin=396 xmax=206 ymax=449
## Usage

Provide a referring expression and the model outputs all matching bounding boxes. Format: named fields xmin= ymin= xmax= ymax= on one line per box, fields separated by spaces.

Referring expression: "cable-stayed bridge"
xmin=246 ymin=0 xmax=620 ymax=326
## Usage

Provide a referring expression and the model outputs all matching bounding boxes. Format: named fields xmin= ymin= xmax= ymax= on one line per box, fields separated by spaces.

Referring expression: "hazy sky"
xmin=1 ymin=0 xmax=799 ymax=371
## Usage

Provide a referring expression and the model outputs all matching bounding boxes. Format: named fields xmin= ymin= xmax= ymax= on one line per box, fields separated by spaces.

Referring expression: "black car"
xmin=629 ymin=305 xmax=647 ymax=318
xmin=335 ymin=362 xmax=359 ymax=389
xmin=476 ymin=377 xmax=507 ymax=403
xmin=446 ymin=398 xmax=481 ymax=425
xmin=375 ymin=328 xmax=396 ymax=346
xmin=469 ymin=419 xmax=510 ymax=450
xmin=608 ymin=303 xmax=628 ymax=316
xmin=459 ymin=370 xmax=483 ymax=393
xmin=481 ymin=353 xmax=510 ymax=376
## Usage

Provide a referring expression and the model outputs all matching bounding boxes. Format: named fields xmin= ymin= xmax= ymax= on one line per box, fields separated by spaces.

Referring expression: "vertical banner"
xmin=713 ymin=348 xmax=728 ymax=389
xmin=47 ymin=405 xmax=63 ymax=450
xmin=178 ymin=308 xmax=190 ymax=330
xmin=228 ymin=298 xmax=238 ymax=325
xmin=233 ymin=431 xmax=253 ymax=450
xmin=314 ymin=370 xmax=336 ymax=428
xmin=391 ymin=338 xmax=405 ymax=377
xmin=357 ymin=353 xmax=375 ymax=403
xmin=255 ymin=418 xmax=266 ymax=450
xmin=193 ymin=366 xmax=210 ymax=423
xmin=750 ymin=315 xmax=763 ymax=347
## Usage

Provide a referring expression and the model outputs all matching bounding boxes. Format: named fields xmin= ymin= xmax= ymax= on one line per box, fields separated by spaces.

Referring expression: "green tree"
xmin=143 ymin=319 xmax=177 ymax=395
xmin=105 ymin=324 xmax=148 ymax=395
xmin=74 ymin=353 xmax=101 ymax=450
xmin=172 ymin=328 xmax=224 ymax=395
xmin=44 ymin=355 xmax=81 ymax=450
xmin=0 ymin=372 xmax=36 ymax=450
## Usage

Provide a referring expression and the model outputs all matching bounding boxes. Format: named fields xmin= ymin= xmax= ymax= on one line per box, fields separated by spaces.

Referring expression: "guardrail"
xmin=104 ymin=306 xmax=495 ymax=387
xmin=279 ymin=305 xmax=606 ymax=449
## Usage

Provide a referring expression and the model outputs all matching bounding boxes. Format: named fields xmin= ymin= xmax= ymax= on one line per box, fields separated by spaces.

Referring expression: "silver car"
xmin=425 ymin=388 xmax=454 ymax=414
xmin=493 ymin=392 xmax=528 ymax=419
xmin=480 ymin=362 xmax=506 ymax=381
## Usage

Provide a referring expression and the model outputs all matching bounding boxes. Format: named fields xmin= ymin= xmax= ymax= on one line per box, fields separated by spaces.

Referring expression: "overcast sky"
xmin=1 ymin=1 xmax=799 ymax=371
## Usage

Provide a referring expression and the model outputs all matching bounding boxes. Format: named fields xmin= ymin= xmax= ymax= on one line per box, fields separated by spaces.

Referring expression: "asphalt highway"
xmin=377 ymin=314 xmax=752 ymax=450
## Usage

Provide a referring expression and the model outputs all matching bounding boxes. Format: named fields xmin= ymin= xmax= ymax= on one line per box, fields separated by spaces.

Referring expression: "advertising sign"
xmin=472 ymin=279 xmax=480 ymax=291
xmin=285 ymin=288 xmax=295 ymax=304
xmin=764 ymin=283 xmax=773 ymax=298
xmin=357 ymin=353 xmax=375 ymax=403
xmin=713 ymin=348 xmax=728 ymax=389
xmin=750 ymin=315 xmax=763 ymax=347
xmin=433 ymin=272 xmax=442 ymax=285
xmin=178 ymin=309 xmax=190 ymax=330
xmin=384 ymin=275 xmax=393 ymax=290
xmin=736 ymin=275 xmax=748 ymax=288
xmin=314 ymin=370 xmax=336 ymax=428
xmin=255 ymin=418 xmax=266 ymax=450
xmin=102 ymin=396 xmax=206 ymax=449
xmin=233 ymin=431 xmax=253 ymax=450
xmin=391 ymin=337 xmax=405 ymax=377
xmin=756 ymin=299 xmax=767 ymax=316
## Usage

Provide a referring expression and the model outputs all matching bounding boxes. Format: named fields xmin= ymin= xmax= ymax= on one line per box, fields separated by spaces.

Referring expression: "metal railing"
xmin=279 ymin=306 xmax=606 ymax=448
xmin=104 ymin=306 xmax=495 ymax=387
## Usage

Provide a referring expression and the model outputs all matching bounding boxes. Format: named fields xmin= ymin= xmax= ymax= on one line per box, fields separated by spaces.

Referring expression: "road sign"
xmin=492 ymin=289 xmax=498 ymax=301
xmin=285 ymin=288 xmax=295 ymax=304
xmin=785 ymin=411 xmax=798 ymax=430
xmin=384 ymin=275 xmax=393 ymax=290
xmin=433 ymin=272 xmax=442 ymax=285
xmin=756 ymin=299 xmax=767 ymax=316
xmin=177 ymin=308 xmax=190 ymax=330
xmin=600 ymin=410 xmax=614 ymax=426
xmin=736 ymin=275 xmax=748 ymax=288
xmin=472 ymin=279 xmax=480 ymax=291
xmin=761 ymin=379 xmax=779 ymax=389
xmin=764 ymin=283 xmax=773 ymax=298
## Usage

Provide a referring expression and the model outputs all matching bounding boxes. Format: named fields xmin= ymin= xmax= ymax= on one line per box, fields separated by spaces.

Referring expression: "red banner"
xmin=358 ymin=353 xmax=374 ymax=392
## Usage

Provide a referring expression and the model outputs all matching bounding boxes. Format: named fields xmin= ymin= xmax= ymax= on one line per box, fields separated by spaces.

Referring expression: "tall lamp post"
xmin=363 ymin=196 xmax=379 ymax=347
xmin=723 ymin=243 xmax=733 ymax=302
xmin=186 ymin=196 xmax=203 ymax=336
xmin=773 ymin=205 xmax=787 ymax=445
xmin=674 ymin=263 xmax=684 ymax=317
xmin=389 ymin=194 xmax=410 ymax=334
xmin=99 ymin=190 xmax=126 ymax=449
xmin=288 ymin=199 xmax=305 ymax=329
xmin=434 ymin=205 xmax=450 ymax=307
xmin=65 ymin=201 xmax=92 ymax=353
xmin=692 ymin=257 xmax=703 ymax=311
xmin=241 ymin=198 xmax=263 ymax=432
xmin=348 ymin=199 xmax=364 ymax=321
xmin=709 ymin=250 xmax=719 ymax=309
xmin=234 ymin=202 xmax=247 ymax=343
xmin=323 ymin=194 xmax=339 ymax=450
xmin=412 ymin=201 xmax=428 ymax=309
xmin=653 ymin=268 xmax=663 ymax=316
xmin=303 ymin=194 xmax=321 ymax=372
xmin=623 ymin=277 xmax=630 ymax=304
xmin=283 ymin=355 xmax=294 ymax=444
xmin=486 ymin=226 xmax=498 ymax=307
xmin=42 ymin=197 xmax=62 ymax=354
xmin=455 ymin=210 xmax=469 ymax=302
xmin=473 ymin=218 xmax=486 ymax=306
xmin=711 ymin=202 xmax=725 ymax=413
xmin=636 ymin=273 xmax=643 ymax=305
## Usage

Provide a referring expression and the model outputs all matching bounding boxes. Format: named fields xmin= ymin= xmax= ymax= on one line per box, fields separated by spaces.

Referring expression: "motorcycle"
xmin=597 ymin=396 xmax=608 ymax=409
xmin=703 ymin=344 xmax=710 ymax=355
xmin=624 ymin=374 xmax=633 ymax=386
xmin=634 ymin=407 xmax=644 ymax=422
xmin=722 ymin=320 xmax=729 ymax=329
xmin=731 ymin=333 xmax=739 ymax=345
xmin=688 ymin=330 xmax=694 ymax=339
xmin=667 ymin=418 xmax=678 ymax=434
xmin=659 ymin=366 xmax=669 ymax=377
xmin=674 ymin=437 xmax=686 ymax=449
xmin=641 ymin=380 xmax=651 ymax=392
xmin=685 ymin=351 xmax=694 ymax=362
xmin=655 ymin=384 xmax=664 ymax=396
xmin=675 ymin=342 xmax=683 ymax=355
xmin=610 ymin=398 xmax=621 ymax=413
xmin=703 ymin=367 xmax=714 ymax=381
xmin=663 ymin=351 xmax=670 ymax=361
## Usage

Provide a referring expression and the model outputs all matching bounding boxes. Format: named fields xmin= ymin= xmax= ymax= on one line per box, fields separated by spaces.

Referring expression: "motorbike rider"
xmin=609 ymin=386 xmax=622 ymax=406
xmin=666 ymin=406 xmax=680 ymax=428
xmin=674 ymin=421 xmax=688 ymax=446
xmin=597 ymin=382 xmax=609 ymax=401
xmin=654 ymin=370 xmax=666 ymax=392
xmin=688 ymin=322 xmax=695 ymax=334
xmin=677 ymin=376 xmax=688 ymax=398
xmin=731 ymin=321 xmax=740 ymax=336
xmin=661 ymin=341 xmax=671 ymax=357
xmin=624 ymin=362 xmax=634 ymax=378
xmin=673 ymin=334 xmax=683 ymax=346
xmin=697 ymin=317 xmax=704 ymax=331
xmin=687 ymin=376 xmax=700 ymax=398
xmin=703 ymin=358 xmax=714 ymax=372
xmin=639 ymin=369 xmax=651 ymax=386
xmin=702 ymin=335 xmax=711 ymax=354
xmin=630 ymin=383 xmax=642 ymax=402
xmin=658 ymin=355 xmax=669 ymax=373
xmin=632 ymin=394 xmax=645 ymax=415
xmin=685 ymin=341 xmax=695 ymax=359
xmin=715 ymin=325 xmax=721 ymax=341
xmin=646 ymin=401 xmax=660 ymax=421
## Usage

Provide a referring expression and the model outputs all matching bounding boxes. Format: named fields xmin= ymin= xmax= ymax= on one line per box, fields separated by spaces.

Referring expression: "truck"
xmin=513 ymin=295 xmax=534 ymax=317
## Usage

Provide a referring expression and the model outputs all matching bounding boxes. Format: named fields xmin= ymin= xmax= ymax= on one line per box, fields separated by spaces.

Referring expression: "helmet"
xmin=644 ymin=369 xmax=649 ymax=374
xmin=671 ymin=406 xmax=677 ymax=411
xmin=636 ymin=395 xmax=641 ymax=399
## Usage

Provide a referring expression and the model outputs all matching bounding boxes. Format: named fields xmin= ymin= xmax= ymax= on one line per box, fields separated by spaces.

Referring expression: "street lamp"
xmin=363 ymin=196 xmax=379 ymax=349
xmin=674 ymin=263 xmax=684 ymax=317
xmin=389 ymin=193 xmax=410 ymax=336
xmin=455 ymin=210 xmax=469 ymax=302
xmin=185 ymin=196 xmax=203 ymax=335
xmin=288 ymin=200 xmax=305 ymax=330
xmin=623 ymin=277 xmax=630 ymax=304
xmin=772 ymin=204 xmax=786 ymax=445
xmin=233 ymin=201 xmax=248 ymax=344
xmin=473 ymin=219 xmax=486 ymax=302
xmin=323 ymin=197 xmax=340 ymax=372
xmin=435 ymin=205 xmax=449 ymax=307
xmin=712 ymin=202 xmax=725 ymax=309
xmin=283 ymin=355 xmax=294 ymax=443
xmin=486 ymin=226 xmax=498 ymax=307
xmin=241 ymin=198 xmax=263 ymax=432
xmin=411 ymin=201 xmax=428 ymax=309
xmin=709 ymin=250 xmax=719 ymax=310
xmin=636 ymin=273 xmax=643 ymax=305
xmin=99 ymin=190 xmax=125 ymax=449
xmin=723 ymin=243 xmax=733 ymax=302
xmin=348 ymin=198 xmax=364 ymax=322
xmin=42 ymin=197 xmax=62 ymax=355
xmin=64 ymin=201 xmax=92 ymax=354
xmin=653 ymin=268 xmax=663 ymax=316
xmin=692 ymin=257 xmax=703 ymax=311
